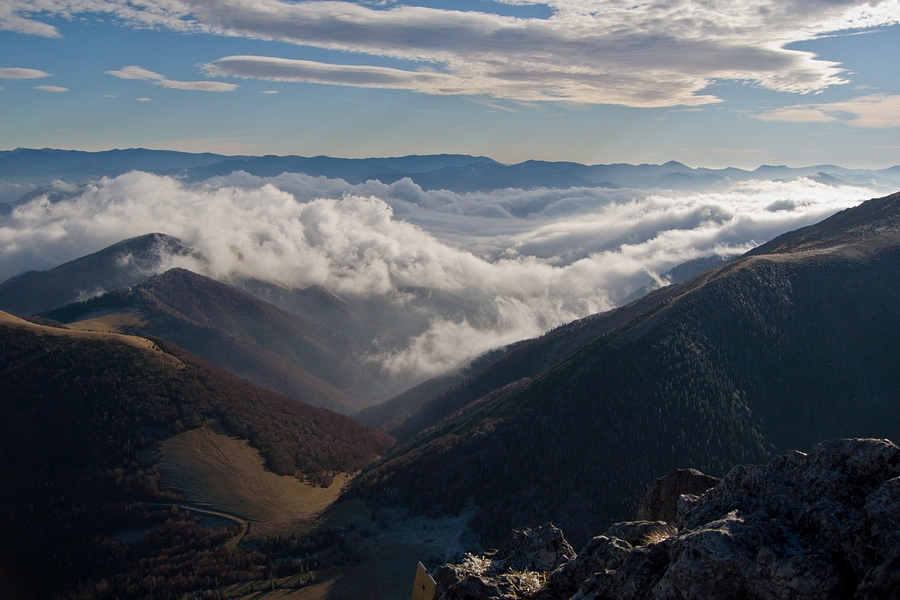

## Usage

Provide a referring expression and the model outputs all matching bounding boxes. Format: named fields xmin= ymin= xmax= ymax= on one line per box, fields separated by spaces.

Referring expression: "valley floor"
xmin=157 ymin=424 xmax=480 ymax=599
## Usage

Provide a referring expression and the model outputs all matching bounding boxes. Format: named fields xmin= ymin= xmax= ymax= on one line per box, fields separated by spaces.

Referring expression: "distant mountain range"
xmin=3 ymin=148 xmax=899 ymax=198
xmin=351 ymin=191 xmax=900 ymax=548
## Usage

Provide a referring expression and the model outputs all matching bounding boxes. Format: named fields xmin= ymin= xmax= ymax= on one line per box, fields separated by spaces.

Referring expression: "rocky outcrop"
xmin=431 ymin=438 xmax=900 ymax=600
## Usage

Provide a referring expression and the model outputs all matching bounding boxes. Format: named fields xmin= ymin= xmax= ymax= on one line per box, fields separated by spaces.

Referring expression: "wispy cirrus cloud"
xmin=0 ymin=67 xmax=51 ymax=79
xmin=4 ymin=0 xmax=900 ymax=106
xmin=106 ymin=65 xmax=238 ymax=92
xmin=205 ymin=56 xmax=461 ymax=95
xmin=34 ymin=85 xmax=68 ymax=92
xmin=757 ymin=94 xmax=900 ymax=128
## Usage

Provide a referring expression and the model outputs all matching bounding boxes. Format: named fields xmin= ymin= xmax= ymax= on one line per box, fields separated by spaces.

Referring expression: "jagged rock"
xmin=636 ymin=468 xmax=719 ymax=525
xmin=435 ymin=523 xmax=574 ymax=599
xmin=433 ymin=438 xmax=900 ymax=600
xmin=532 ymin=521 xmax=675 ymax=600
xmin=503 ymin=522 xmax=576 ymax=572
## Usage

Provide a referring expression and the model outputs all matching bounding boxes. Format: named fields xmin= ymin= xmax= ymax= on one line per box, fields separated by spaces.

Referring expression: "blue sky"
xmin=1 ymin=0 xmax=898 ymax=168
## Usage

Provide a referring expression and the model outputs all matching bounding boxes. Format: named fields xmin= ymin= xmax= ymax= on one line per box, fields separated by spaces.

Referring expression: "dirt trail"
xmin=144 ymin=503 xmax=252 ymax=549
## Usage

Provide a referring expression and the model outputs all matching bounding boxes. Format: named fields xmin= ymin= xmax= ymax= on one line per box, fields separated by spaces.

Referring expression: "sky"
xmin=1 ymin=0 xmax=899 ymax=168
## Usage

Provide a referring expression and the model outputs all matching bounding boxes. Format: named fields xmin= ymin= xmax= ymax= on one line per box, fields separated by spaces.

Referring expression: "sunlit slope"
xmin=353 ymin=191 xmax=900 ymax=548
xmin=159 ymin=426 xmax=353 ymax=521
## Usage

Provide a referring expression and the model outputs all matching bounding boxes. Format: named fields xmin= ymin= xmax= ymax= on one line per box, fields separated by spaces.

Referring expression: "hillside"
xmin=0 ymin=311 xmax=394 ymax=599
xmin=351 ymin=191 xmax=900 ymax=548
xmin=40 ymin=268 xmax=392 ymax=412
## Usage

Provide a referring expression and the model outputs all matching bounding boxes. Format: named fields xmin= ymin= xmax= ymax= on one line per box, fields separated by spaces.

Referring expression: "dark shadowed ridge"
xmin=360 ymin=255 xmax=729 ymax=437
xmin=0 ymin=232 xmax=193 ymax=316
xmin=351 ymin=191 xmax=900 ymax=549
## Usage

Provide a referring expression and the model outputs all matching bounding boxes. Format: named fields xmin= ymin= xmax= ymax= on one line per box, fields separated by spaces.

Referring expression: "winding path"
xmin=143 ymin=502 xmax=260 ymax=548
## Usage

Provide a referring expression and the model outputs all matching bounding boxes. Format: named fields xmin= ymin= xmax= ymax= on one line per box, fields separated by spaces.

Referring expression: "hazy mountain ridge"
xmin=351 ymin=191 xmax=900 ymax=548
xmin=38 ymin=267 xmax=391 ymax=412
xmin=182 ymin=153 xmax=500 ymax=184
xmin=235 ymin=279 xmax=407 ymax=348
xmin=0 ymin=147 xmax=245 ymax=183
xmin=0 ymin=232 xmax=193 ymax=316
xmin=4 ymin=148 xmax=899 ymax=200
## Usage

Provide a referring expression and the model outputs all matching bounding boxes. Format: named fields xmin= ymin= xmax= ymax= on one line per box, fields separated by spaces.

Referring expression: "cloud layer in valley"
xmin=0 ymin=171 xmax=871 ymax=380
xmin=4 ymin=0 xmax=899 ymax=105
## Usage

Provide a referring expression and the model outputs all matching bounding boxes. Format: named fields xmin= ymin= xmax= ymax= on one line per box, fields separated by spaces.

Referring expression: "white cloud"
xmin=107 ymin=64 xmax=238 ymax=92
xmin=5 ymin=0 xmax=900 ymax=105
xmin=206 ymin=56 xmax=462 ymax=95
xmin=0 ymin=4 xmax=62 ymax=37
xmin=758 ymin=94 xmax=900 ymax=128
xmin=0 ymin=67 xmax=51 ymax=79
xmin=0 ymin=171 xmax=871 ymax=380
xmin=136 ymin=97 xmax=152 ymax=101
xmin=34 ymin=85 xmax=68 ymax=92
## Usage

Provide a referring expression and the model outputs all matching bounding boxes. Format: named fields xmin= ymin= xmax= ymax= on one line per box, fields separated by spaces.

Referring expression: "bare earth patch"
xmin=159 ymin=425 xmax=351 ymax=523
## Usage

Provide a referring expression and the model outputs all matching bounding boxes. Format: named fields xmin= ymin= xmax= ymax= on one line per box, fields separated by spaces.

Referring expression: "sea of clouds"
xmin=0 ymin=172 xmax=873 ymax=381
